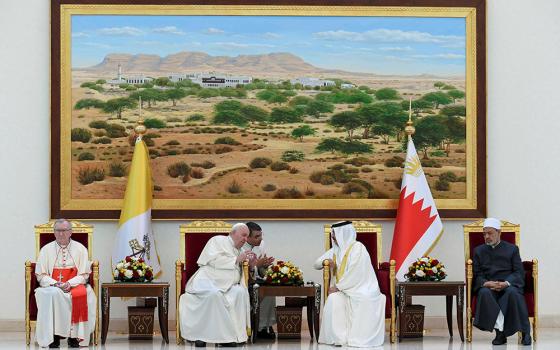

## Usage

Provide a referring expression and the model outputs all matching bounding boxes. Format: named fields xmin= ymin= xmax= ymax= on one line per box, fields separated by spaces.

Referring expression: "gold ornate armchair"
xmin=322 ymin=221 xmax=397 ymax=343
xmin=175 ymin=221 xmax=249 ymax=344
xmin=464 ymin=219 xmax=538 ymax=342
xmin=24 ymin=220 xmax=100 ymax=345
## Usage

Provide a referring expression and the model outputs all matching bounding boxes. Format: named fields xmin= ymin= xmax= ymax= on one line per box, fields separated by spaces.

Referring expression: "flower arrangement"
xmin=113 ymin=256 xmax=154 ymax=282
xmin=264 ymin=260 xmax=304 ymax=286
xmin=405 ymin=256 xmax=447 ymax=282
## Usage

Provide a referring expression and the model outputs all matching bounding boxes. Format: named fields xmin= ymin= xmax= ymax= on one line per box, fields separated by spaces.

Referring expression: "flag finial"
xmin=135 ymin=96 xmax=146 ymax=136
xmin=405 ymin=97 xmax=415 ymax=137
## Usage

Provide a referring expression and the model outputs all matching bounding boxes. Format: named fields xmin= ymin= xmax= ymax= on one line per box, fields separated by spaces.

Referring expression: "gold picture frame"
xmin=51 ymin=0 xmax=486 ymax=219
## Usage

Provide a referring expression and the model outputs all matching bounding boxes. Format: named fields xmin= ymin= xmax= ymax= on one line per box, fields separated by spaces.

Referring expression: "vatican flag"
xmin=112 ymin=134 xmax=161 ymax=276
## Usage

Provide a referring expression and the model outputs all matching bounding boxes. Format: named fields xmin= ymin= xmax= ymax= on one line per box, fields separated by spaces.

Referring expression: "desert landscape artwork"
xmin=52 ymin=3 xmax=485 ymax=218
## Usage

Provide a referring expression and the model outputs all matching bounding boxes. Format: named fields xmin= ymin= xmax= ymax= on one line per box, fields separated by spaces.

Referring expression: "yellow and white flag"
xmin=112 ymin=135 xmax=161 ymax=276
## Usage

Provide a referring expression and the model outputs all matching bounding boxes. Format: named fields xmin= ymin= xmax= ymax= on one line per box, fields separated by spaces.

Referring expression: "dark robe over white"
xmin=472 ymin=240 xmax=531 ymax=336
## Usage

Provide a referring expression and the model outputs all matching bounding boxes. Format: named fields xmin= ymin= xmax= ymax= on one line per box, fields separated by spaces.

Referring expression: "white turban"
xmin=483 ymin=218 xmax=501 ymax=230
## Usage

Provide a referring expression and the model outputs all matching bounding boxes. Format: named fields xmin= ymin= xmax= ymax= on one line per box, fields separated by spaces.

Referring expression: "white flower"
xmin=137 ymin=270 xmax=144 ymax=277
xmin=113 ymin=269 xmax=119 ymax=277
xmin=420 ymin=257 xmax=429 ymax=263
xmin=280 ymin=266 xmax=290 ymax=274
xmin=124 ymin=262 xmax=130 ymax=268
xmin=440 ymin=267 xmax=446 ymax=273
xmin=415 ymin=270 xmax=425 ymax=277
xmin=116 ymin=263 xmax=124 ymax=269
xmin=432 ymin=267 xmax=438 ymax=273
xmin=124 ymin=270 xmax=133 ymax=278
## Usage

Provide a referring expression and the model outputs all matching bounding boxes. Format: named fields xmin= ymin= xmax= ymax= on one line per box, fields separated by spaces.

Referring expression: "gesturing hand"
xmin=256 ymin=254 xmax=275 ymax=268
xmin=237 ymin=251 xmax=257 ymax=265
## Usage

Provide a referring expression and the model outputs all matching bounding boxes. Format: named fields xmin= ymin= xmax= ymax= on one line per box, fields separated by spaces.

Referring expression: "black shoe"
xmin=48 ymin=335 xmax=61 ymax=348
xmin=268 ymin=326 xmax=276 ymax=338
xmin=521 ymin=332 xmax=532 ymax=346
xmin=67 ymin=337 xmax=80 ymax=348
xmin=218 ymin=342 xmax=237 ymax=347
xmin=257 ymin=329 xmax=275 ymax=339
xmin=492 ymin=330 xmax=507 ymax=345
xmin=194 ymin=340 xmax=206 ymax=347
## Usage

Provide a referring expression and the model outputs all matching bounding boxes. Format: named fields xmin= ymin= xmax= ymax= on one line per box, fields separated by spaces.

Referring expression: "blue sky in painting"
xmin=72 ymin=15 xmax=465 ymax=76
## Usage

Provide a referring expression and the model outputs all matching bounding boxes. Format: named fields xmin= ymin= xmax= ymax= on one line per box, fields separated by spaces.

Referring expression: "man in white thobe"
xmin=314 ymin=221 xmax=386 ymax=347
xmin=35 ymin=219 xmax=96 ymax=348
xmin=242 ymin=222 xmax=276 ymax=339
xmin=179 ymin=223 xmax=256 ymax=347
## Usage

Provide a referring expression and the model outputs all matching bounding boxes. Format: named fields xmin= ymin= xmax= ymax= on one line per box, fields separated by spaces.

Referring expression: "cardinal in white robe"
xmin=179 ymin=223 xmax=256 ymax=347
xmin=242 ymin=222 xmax=276 ymax=339
xmin=34 ymin=219 xmax=96 ymax=348
xmin=314 ymin=221 xmax=386 ymax=347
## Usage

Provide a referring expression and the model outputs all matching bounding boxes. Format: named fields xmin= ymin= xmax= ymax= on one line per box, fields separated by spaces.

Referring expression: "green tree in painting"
xmin=165 ymin=88 xmax=187 ymax=106
xmin=421 ymin=92 xmax=452 ymax=109
xmin=291 ymin=125 xmax=316 ymax=142
xmin=439 ymin=105 xmax=466 ymax=117
xmin=413 ymin=115 xmax=447 ymax=159
xmin=329 ymin=111 xmax=362 ymax=140
xmin=306 ymin=100 xmax=334 ymax=117
xmin=374 ymin=88 xmax=400 ymax=100
xmin=447 ymin=89 xmax=465 ymax=103
xmin=439 ymin=115 xmax=466 ymax=156
xmin=270 ymin=107 xmax=303 ymax=123
xmin=401 ymin=99 xmax=432 ymax=117
xmin=315 ymin=138 xmax=344 ymax=154
xmin=74 ymin=98 xmax=105 ymax=110
xmin=434 ymin=81 xmax=446 ymax=90
xmin=154 ymin=77 xmax=172 ymax=87
xmin=240 ymin=105 xmax=269 ymax=123
xmin=102 ymin=97 xmax=137 ymax=119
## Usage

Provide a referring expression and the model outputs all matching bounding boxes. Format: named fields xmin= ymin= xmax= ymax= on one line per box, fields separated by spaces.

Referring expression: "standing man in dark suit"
xmin=472 ymin=218 xmax=531 ymax=345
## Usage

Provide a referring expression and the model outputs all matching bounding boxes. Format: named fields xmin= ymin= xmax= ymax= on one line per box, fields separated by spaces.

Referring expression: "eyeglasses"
xmin=54 ymin=228 xmax=72 ymax=232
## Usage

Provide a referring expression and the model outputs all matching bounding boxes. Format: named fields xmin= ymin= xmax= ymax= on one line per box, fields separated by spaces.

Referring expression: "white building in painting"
xmin=188 ymin=73 xmax=252 ymax=88
xmin=290 ymin=77 xmax=335 ymax=88
xmin=108 ymin=64 xmax=153 ymax=85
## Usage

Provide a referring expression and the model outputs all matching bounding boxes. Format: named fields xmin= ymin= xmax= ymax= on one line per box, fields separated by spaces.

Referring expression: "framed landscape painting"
xmin=51 ymin=0 xmax=486 ymax=220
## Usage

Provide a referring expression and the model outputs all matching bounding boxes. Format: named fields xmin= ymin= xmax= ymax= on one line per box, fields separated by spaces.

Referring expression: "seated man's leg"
xmin=499 ymin=286 xmax=531 ymax=337
xmin=35 ymin=287 xmax=71 ymax=348
xmin=319 ymin=292 xmax=349 ymax=346
xmin=181 ymin=287 xmax=248 ymax=344
xmin=257 ymin=296 xmax=276 ymax=339
xmin=473 ymin=287 xmax=500 ymax=332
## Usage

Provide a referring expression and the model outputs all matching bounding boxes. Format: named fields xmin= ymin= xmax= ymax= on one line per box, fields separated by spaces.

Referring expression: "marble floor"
xmin=1 ymin=329 xmax=556 ymax=350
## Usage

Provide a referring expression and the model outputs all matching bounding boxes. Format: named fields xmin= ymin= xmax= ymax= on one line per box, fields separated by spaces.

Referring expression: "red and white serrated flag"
xmin=390 ymin=137 xmax=444 ymax=281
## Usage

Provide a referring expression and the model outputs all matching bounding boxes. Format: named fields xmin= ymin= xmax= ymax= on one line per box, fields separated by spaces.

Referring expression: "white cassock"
xmin=34 ymin=240 xmax=97 ymax=347
xmin=180 ymin=236 xmax=250 ymax=344
xmin=242 ymin=241 xmax=276 ymax=329
xmin=314 ymin=224 xmax=385 ymax=347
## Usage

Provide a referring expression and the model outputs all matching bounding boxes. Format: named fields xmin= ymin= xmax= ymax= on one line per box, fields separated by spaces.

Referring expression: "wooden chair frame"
xmin=24 ymin=220 xmax=99 ymax=345
xmin=322 ymin=221 xmax=396 ymax=343
xmin=463 ymin=219 xmax=538 ymax=342
xmin=175 ymin=220 xmax=249 ymax=344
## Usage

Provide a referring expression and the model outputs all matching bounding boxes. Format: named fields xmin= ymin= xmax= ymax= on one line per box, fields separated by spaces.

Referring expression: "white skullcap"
xmin=483 ymin=218 xmax=501 ymax=230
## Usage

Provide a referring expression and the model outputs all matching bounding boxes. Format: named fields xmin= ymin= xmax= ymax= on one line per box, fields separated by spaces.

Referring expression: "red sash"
xmin=52 ymin=267 xmax=88 ymax=324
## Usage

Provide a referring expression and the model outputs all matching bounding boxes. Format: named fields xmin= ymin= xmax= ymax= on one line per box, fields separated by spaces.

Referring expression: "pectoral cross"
xmin=58 ymin=270 xmax=64 ymax=282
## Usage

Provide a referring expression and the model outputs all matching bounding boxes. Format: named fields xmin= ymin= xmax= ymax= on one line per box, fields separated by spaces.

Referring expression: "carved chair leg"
xmin=25 ymin=321 xmax=30 ymax=345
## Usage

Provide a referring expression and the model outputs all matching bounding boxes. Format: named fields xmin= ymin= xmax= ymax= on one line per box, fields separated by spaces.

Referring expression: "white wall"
xmin=1 ymin=0 xmax=560 ymax=328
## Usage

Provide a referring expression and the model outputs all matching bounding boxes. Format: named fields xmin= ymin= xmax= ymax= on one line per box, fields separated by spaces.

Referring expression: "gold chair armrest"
xmin=466 ymin=259 xmax=473 ymax=342
xmin=532 ymin=259 xmax=538 ymax=340
xmin=389 ymin=260 xmax=396 ymax=343
xmin=175 ymin=260 xmax=183 ymax=344
xmin=322 ymin=259 xmax=331 ymax=305
xmin=92 ymin=260 xmax=99 ymax=345
xmin=25 ymin=261 xmax=32 ymax=345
